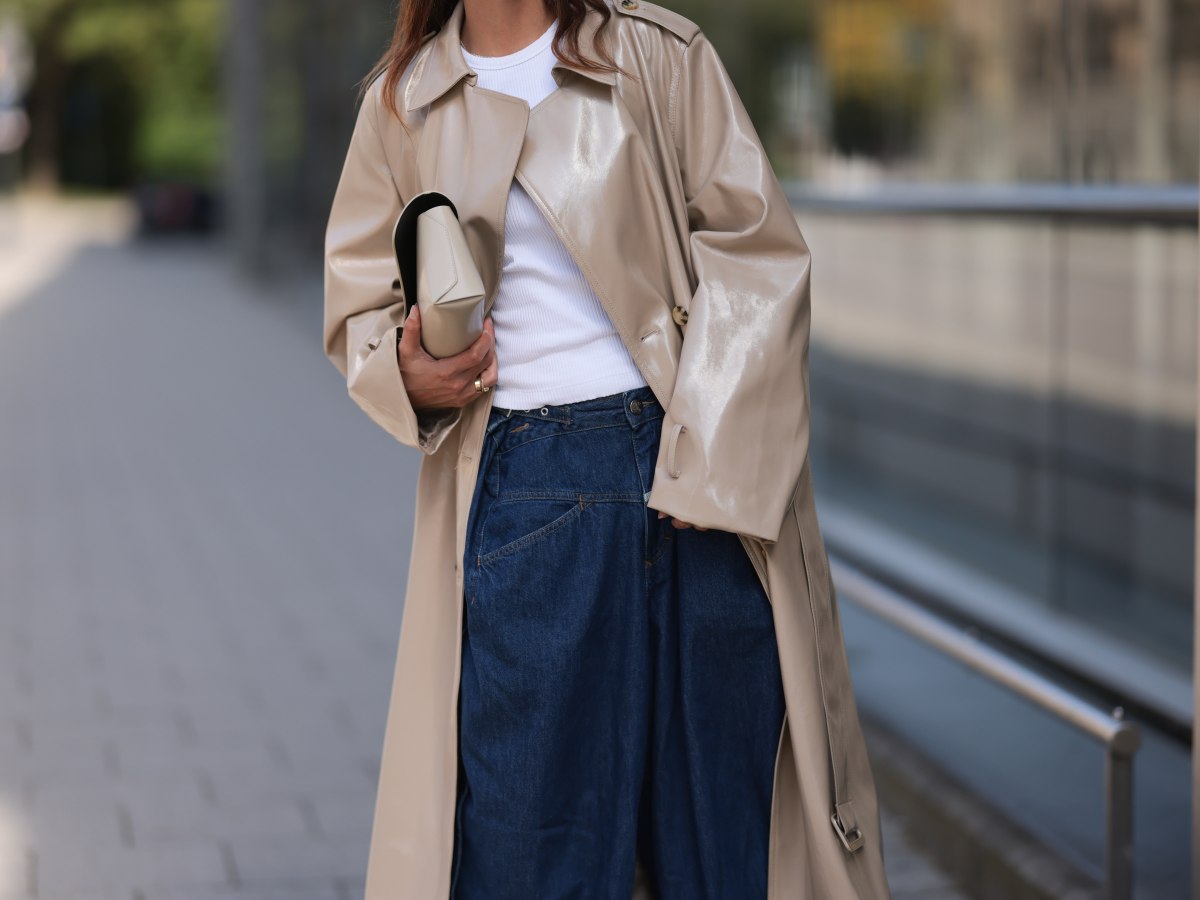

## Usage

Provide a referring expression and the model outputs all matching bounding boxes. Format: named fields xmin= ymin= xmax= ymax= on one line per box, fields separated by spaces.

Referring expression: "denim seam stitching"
xmin=473 ymin=435 xmax=505 ymax=574
xmin=497 ymin=421 xmax=635 ymax=454
xmin=495 ymin=490 xmax=644 ymax=503
xmin=645 ymin=526 xmax=673 ymax=567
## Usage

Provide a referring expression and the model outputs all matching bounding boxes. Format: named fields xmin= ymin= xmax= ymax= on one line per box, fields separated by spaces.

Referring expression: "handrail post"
xmin=1105 ymin=712 xmax=1139 ymax=899
xmin=831 ymin=559 xmax=1144 ymax=896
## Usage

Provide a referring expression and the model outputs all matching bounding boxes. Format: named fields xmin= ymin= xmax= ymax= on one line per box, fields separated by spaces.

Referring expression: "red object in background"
xmin=134 ymin=181 xmax=217 ymax=234
xmin=0 ymin=107 xmax=28 ymax=153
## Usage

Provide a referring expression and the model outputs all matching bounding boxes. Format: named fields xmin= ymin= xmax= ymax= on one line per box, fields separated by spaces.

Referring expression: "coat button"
xmin=671 ymin=305 xmax=688 ymax=326
xmin=620 ymin=0 xmax=639 ymax=7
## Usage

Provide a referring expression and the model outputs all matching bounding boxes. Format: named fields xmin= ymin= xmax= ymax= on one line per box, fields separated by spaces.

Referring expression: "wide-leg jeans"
xmin=450 ymin=384 xmax=787 ymax=899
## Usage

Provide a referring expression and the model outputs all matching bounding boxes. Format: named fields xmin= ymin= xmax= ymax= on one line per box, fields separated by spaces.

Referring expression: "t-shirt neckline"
xmin=461 ymin=19 xmax=557 ymax=69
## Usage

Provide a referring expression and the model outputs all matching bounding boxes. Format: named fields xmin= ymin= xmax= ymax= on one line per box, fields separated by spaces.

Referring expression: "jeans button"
xmin=630 ymin=400 xmax=643 ymax=414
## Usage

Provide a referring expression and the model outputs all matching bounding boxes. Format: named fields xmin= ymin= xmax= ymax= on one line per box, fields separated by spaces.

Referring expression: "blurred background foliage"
xmin=8 ymin=0 xmax=958 ymax=192
xmin=13 ymin=0 xmax=222 ymax=189
xmin=5 ymin=0 xmax=1198 ymax=241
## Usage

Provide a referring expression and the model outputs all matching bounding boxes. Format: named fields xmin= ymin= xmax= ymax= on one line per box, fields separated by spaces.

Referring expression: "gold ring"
xmin=475 ymin=377 xmax=490 ymax=393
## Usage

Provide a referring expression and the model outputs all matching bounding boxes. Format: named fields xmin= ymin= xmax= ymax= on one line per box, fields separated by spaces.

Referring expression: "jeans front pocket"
xmin=477 ymin=495 xmax=591 ymax=568
xmin=474 ymin=410 xmax=642 ymax=573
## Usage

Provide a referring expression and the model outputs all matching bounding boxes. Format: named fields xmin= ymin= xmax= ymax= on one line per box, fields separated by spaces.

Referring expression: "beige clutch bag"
xmin=392 ymin=190 xmax=486 ymax=359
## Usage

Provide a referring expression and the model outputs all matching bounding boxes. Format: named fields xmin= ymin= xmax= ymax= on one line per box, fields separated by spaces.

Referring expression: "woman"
xmin=323 ymin=0 xmax=892 ymax=897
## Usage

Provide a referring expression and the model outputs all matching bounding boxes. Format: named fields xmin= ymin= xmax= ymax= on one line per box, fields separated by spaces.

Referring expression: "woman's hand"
xmin=399 ymin=305 xmax=499 ymax=411
xmin=658 ymin=510 xmax=709 ymax=531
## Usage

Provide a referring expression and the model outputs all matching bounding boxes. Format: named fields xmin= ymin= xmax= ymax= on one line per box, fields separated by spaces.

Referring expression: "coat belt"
xmin=791 ymin=480 xmax=866 ymax=855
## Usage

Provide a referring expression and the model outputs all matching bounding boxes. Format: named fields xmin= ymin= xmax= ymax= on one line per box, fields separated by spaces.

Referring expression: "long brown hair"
xmin=359 ymin=0 xmax=631 ymax=128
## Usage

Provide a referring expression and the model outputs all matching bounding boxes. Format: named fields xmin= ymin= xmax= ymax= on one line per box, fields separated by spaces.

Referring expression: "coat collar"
xmin=403 ymin=0 xmax=618 ymax=113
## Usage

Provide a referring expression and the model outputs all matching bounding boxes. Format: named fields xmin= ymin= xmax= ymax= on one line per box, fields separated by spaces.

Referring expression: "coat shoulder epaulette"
xmin=611 ymin=0 xmax=701 ymax=45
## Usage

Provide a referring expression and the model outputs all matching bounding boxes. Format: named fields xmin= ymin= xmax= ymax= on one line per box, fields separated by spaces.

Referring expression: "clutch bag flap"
xmin=415 ymin=205 xmax=486 ymax=359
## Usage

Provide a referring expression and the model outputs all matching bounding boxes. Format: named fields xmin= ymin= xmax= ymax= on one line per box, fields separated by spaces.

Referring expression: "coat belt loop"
xmin=666 ymin=422 xmax=686 ymax=478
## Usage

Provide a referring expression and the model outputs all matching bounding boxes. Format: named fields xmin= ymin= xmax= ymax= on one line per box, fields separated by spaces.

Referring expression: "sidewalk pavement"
xmin=0 ymin=196 xmax=966 ymax=899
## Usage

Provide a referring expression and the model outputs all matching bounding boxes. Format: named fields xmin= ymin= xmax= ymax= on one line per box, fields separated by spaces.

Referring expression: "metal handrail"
xmin=782 ymin=180 xmax=1200 ymax=226
xmin=830 ymin=557 xmax=1143 ymax=900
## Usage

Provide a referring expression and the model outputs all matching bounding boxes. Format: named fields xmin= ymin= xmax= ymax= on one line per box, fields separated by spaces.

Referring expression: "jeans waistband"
xmin=490 ymin=384 xmax=661 ymax=425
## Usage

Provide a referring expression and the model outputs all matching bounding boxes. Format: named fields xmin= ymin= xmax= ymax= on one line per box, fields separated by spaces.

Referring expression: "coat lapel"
xmin=414 ymin=86 xmax=528 ymax=321
xmin=405 ymin=0 xmax=622 ymax=322
xmin=515 ymin=93 xmax=693 ymax=411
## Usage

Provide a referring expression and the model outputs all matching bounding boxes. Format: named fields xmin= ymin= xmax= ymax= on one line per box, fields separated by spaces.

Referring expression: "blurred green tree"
xmin=15 ymin=0 xmax=222 ymax=189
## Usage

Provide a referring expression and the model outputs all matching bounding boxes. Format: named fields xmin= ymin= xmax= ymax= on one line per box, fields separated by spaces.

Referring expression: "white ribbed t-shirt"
xmin=460 ymin=19 xmax=647 ymax=409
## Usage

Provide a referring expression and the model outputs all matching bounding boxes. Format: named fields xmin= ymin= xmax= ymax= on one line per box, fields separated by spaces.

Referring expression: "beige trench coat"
xmin=323 ymin=0 xmax=891 ymax=896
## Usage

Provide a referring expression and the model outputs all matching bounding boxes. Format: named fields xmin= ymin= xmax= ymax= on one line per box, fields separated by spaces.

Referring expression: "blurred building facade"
xmin=767 ymin=1 xmax=1197 ymax=896
xmin=775 ymin=0 xmax=1199 ymax=185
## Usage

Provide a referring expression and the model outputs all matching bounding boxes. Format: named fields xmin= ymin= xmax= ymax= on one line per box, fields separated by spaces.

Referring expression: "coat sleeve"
xmin=645 ymin=31 xmax=813 ymax=545
xmin=323 ymin=81 xmax=463 ymax=455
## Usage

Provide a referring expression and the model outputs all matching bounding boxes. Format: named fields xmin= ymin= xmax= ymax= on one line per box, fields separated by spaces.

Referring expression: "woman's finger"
xmin=449 ymin=325 xmax=493 ymax=378
xmin=480 ymin=347 xmax=499 ymax=391
xmin=656 ymin=510 xmax=709 ymax=531
xmin=398 ymin=305 xmax=430 ymax=362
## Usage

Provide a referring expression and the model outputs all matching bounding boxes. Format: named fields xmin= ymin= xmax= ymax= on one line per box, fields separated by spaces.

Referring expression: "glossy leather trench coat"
xmin=323 ymin=0 xmax=891 ymax=896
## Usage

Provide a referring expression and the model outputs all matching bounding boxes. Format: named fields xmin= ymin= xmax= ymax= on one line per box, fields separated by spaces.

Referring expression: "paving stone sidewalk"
xmin=0 ymin=197 xmax=966 ymax=899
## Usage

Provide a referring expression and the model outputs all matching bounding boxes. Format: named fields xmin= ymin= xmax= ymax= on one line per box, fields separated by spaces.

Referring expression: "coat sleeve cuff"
xmin=644 ymin=408 xmax=792 ymax=545
xmin=346 ymin=321 xmax=463 ymax=455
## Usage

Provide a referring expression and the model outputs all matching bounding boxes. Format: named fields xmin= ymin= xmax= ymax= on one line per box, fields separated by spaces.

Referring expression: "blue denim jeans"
xmin=450 ymin=384 xmax=786 ymax=899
